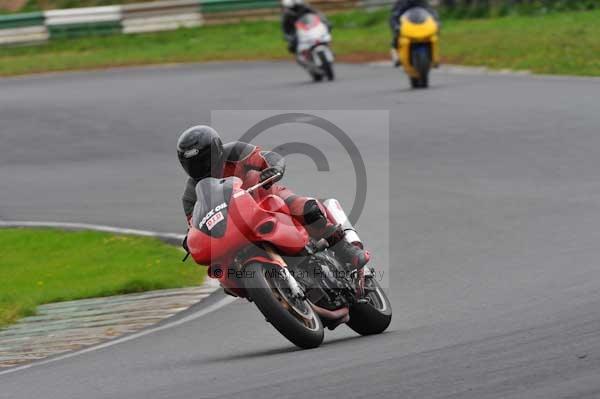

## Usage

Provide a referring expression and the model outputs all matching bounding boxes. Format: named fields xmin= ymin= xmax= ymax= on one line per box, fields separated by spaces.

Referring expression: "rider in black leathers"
xmin=281 ymin=0 xmax=329 ymax=54
xmin=389 ymin=0 xmax=436 ymax=66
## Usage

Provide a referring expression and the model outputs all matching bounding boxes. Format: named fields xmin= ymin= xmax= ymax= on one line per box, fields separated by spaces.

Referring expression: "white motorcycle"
xmin=295 ymin=13 xmax=334 ymax=82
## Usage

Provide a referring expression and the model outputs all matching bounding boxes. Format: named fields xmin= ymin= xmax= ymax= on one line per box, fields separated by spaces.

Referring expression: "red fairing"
xmin=187 ymin=178 xmax=309 ymax=270
xmin=251 ymin=194 xmax=309 ymax=254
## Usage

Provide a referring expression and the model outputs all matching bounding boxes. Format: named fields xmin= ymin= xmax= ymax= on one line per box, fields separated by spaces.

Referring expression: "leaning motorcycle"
xmin=184 ymin=172 xmax=391 ymax=349
xmin=295 ymin=13 xmax=335 ymax=82
xmin=396 ymin=6 xmax=440 ymax=89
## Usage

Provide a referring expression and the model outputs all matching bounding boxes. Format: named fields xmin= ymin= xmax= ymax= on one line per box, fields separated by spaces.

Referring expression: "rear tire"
xmin=245 ymin=263 xmax=324 ymax=349
xmin=346 ymin=275 xmax=392 ymax=335
xmin=318 ymin=52 xmax=335 ymax=81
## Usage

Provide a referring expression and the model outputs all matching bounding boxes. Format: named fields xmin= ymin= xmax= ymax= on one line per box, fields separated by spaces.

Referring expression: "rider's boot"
xmin=326 ymin=224 xmax=371 ymax=270
xmin=390 ymin=48 xmax=400 ymax=68
xmin=304 ymin=200 xmax=370 ymax=270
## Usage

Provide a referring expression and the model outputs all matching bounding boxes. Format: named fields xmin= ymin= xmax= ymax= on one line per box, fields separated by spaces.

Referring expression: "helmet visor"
xmin=179 ymin=146 xmax=217 ymax=180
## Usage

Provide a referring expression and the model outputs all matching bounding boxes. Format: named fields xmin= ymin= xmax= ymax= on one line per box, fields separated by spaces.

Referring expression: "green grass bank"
xmin=0 ymin=228 xmax=205 ymax=328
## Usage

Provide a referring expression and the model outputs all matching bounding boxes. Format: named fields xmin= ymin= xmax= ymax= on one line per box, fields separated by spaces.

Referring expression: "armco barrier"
xmin=0 ymin=0 xmax=394 ymax=46
xmin=0 ymin=25 xmax=49 ymax=45
xmin=201 ymin=0 xmax=278 ymax=13
xmin=0 ymin=12 xmax=45 ymax=29
xmin=201 ymin=0 xmax=278 ymax=24
xmin=45 ymin=6 xmax=122 ymax=39
xmin=0 ymin=12 xmax=48 ymax=45
xmin=201 ymin=0 xmax=360 ymax=24
xmin=122 ymin=0 xmax=203 ymax=34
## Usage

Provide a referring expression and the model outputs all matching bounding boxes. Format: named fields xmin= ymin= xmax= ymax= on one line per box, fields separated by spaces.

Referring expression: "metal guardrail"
xmin=45 ymin=6 xmax=122 ymax=38
xmin=0 ymin=25 xmax=49 ymax=45
xmin=201 ymin=0 xmax=278 ymax=13
xmin=0 ymin=0 xmax=393 ymax=45
xmin=0 ymin=11 xmax=45 ymax=28
xmin=122 ymin=0 xmax=202 ymax=34
xmin=0 ymin=11 xmax=48 ymax=45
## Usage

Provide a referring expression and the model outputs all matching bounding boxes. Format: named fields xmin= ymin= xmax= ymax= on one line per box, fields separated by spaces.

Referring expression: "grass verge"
xmin=0 ymin=9 xmax=599 ymax=76
xmin=0 ymin=228 xmax=205 ymax=328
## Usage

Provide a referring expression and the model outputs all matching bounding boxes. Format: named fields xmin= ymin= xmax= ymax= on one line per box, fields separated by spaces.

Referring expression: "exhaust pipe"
xmin=310 ymin=302 xmax=349 ymax=330
xmin=323 ymin=198 xmax=363 ymax=249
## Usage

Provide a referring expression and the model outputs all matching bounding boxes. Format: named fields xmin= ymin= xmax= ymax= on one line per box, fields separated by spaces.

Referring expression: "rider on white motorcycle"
xmin=281 ymin=0 xmax=330 ymax=54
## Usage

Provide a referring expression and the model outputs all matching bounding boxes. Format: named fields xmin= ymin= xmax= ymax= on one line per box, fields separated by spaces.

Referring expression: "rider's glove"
xmin=260 ymin=166 xmax=284 ymax=189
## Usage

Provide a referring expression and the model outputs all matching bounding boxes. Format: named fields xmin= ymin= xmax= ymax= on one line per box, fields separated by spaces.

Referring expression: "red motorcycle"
xmin=185 ymin=172 xmax=391 ymax=348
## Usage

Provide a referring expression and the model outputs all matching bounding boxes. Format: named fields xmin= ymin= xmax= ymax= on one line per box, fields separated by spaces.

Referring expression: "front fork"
xmin=264 ymin=244 xmax=305 ymax=299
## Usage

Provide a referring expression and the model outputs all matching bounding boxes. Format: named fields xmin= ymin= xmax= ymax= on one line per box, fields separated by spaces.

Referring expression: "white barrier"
xmin=0 ymin=25 xmax=48 ymax=45
xmin=122 ymin=0 xmax=202 ymax=34
xmin=1 ymin=0 xmax=372 ymax=46
xmin=123 ymin=14 xmax=203 ymax=34
xmin=44 ymin=6 xmax=122 ymax=26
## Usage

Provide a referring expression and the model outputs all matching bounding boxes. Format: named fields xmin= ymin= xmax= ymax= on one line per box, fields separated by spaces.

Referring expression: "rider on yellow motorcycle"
xmin=389 ymin=0 xmax=437 ymax=66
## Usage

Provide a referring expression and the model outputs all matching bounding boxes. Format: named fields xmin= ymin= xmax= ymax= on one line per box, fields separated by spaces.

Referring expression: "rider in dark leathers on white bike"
xmin=281 ymin=0 xmax=330 ymax=54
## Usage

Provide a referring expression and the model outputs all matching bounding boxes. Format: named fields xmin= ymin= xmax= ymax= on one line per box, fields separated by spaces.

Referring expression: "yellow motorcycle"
xmin=396 ymin=7 xmax=440 ymax=88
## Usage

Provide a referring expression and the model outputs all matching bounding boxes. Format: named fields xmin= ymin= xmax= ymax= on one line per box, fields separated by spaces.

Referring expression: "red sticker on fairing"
xmin=206 ymin=211 xmax=224 ymax=231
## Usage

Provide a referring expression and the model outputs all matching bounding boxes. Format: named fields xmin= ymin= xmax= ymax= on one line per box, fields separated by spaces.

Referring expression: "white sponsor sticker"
xmin=199 ymin=202 xmax=228 ymax=230
xmin=206 ymin=211 xmax=224 ymax=231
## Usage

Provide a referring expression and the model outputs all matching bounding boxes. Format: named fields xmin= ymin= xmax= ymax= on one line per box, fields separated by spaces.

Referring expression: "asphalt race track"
xmin=2 ymin=62 xmax=600 ymax=399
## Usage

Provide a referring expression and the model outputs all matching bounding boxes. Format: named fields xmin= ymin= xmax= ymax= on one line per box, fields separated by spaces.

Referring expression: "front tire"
xmin=410 ymin=74 xmax=429 ymax=88
xmin=245 ymin=263 xmax=324 ymax=349
xmin=318 ymin=51 xmax=335 ymax=81
xmin=410 ymin=45 xmax=430 ymax=89
xmin=346 ymin=275 xmax=392 ymax=335
xmin=310 ymin=71 xmax=323 ymax=82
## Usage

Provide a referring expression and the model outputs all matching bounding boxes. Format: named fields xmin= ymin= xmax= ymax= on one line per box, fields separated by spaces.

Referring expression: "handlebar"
xmin=245 ymin=173 xmax=282 ymax=194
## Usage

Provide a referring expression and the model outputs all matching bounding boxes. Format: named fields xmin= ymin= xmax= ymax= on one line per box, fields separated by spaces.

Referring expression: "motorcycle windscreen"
xmin=191 ymin=177 xmax=234 ymax=238
xmin=295 ymin=13 xmax=320 ymax=31
xmin=403 ymin=7 xmax=431 ymax=24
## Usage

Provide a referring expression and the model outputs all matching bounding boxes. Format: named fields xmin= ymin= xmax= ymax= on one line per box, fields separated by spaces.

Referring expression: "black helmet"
xmin=177 ymin=125 xmax=224 ymax=180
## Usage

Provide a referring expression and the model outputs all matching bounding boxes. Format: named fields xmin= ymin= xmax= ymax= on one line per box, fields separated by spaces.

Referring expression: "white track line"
xmin=0 ymin=220 xmax=234 ymax=376
xmin=0 ymin=220 xmax=184 ymax=240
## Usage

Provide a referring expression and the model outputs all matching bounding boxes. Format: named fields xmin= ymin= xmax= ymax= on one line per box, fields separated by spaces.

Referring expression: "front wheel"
xmin=410 ymin=45 xmax=430 ymax=89
xmin=346 ymin=274 xmax=392 ymax=335
xmin=245 ymin=263 xmax=324 ymax=349
xmin=318 ymin=51 xmax=335 ymax=81
xmin=410 ymin=73 xmax=428 ymax=89
xmin=310 ymin=71 xmax=323 ymax=82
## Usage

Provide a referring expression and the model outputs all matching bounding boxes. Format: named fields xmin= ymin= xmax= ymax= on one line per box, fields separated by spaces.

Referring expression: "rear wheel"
xmin=318 ymin=51 xmax=335 ymax=81
xmin=346 ymin=274 xmax=392 ymax=335
xmin=245 ymin=263 xmax=324 ymax=349
xmin=310 ymin=71 xmax=323 ymax=82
